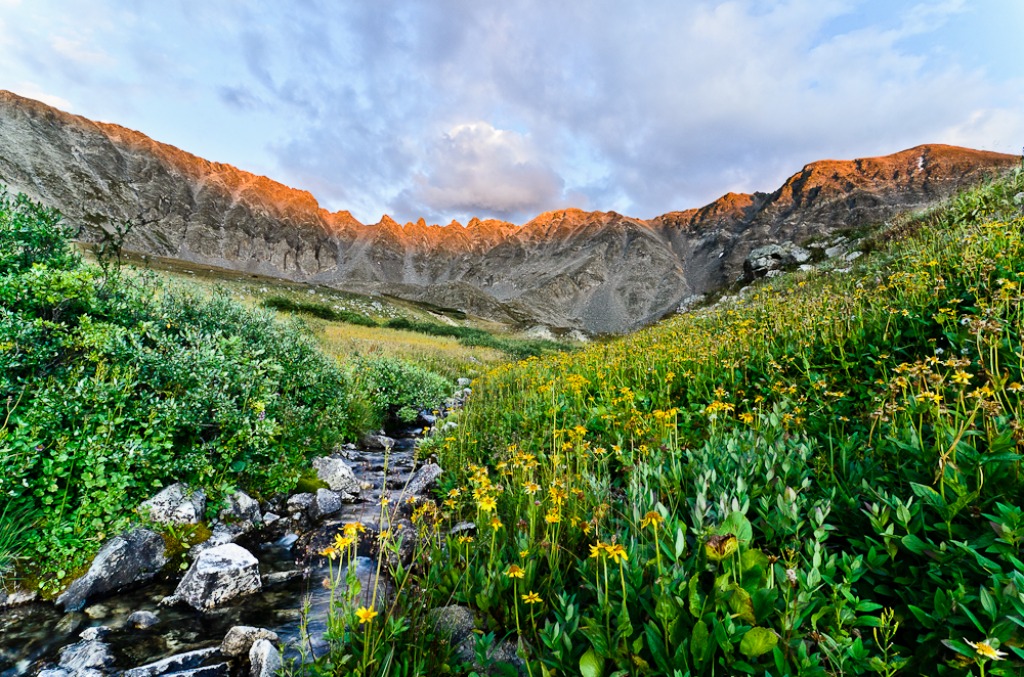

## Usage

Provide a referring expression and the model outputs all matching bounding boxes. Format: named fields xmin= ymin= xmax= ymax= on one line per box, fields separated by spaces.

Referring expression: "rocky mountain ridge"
xmin=0 ymin=90 xmax=1017 ymax=333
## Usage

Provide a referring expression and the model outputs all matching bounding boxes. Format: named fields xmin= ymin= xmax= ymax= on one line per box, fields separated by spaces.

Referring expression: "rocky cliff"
xmin=0 ymin=90 xmax=1017 ymax=333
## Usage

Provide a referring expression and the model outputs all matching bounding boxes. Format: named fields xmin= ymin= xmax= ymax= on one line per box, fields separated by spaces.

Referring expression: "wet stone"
xmin=221 ymin=626 xmax=279 ymax=658
xmin=128 ymin=609 xmax=160 ymax=629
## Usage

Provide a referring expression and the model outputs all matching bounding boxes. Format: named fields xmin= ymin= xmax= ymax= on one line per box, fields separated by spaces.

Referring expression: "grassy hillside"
xmin=321 ymin=169 xmax=1024 ymax=675
xmin=110 ymin=251 xmax=572 ymax=379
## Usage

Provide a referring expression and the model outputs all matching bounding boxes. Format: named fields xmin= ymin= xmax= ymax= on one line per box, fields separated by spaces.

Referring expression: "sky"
xmin=1 ymin=0 xmax=1022 ymax=225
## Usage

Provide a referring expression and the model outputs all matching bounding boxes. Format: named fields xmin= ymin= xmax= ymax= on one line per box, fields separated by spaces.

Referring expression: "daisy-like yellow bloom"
xmin=448 ymin=488 xmax=462 ymax=498
xmin=333 ymin=534 xmax=354 ymax=550
xmin=319 ymin=545 xmax=339 ymax=559
xmin=343 ymin=522 xmax=366 ymax=536
xmin=478 ymin=496 xmax=498 ymax=512
xmin=544 ymin=510 xmax=561 ymax=524
xmin=521 ymin=591 xmax=542 ymax=605
xmin=457 ymin=535 xmax=475 ymax=544
xmin=607 ymin=543 xmax=628 ymax=564
xmin=640 ymin=511 xmax=664 ymax=529
xmin=490 ymin=517 xmax=503 ymax=529
xmin=505 ymin=564 xmax=525 ymax=579
xmin=589 ymin=541 xmax=609 ymax=558
xmin=965 ymin=639 xmax=1007 ymax=661
xmin=355 ymin=606 xmax=378 ymax=624
xmin=519 ymin=549 xmax=530 ymax=558
xmin=523 ymin=482 xmax=540 ymax=495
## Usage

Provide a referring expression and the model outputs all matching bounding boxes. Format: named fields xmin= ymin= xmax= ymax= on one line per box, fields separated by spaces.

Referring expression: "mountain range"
xmin=0 ymin=90 xmax=1017 ymax=334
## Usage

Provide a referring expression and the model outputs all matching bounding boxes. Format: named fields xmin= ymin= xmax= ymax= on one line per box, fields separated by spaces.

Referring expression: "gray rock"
xmin=79 ymin=625 xmax=111 ymax=641
xmin=361 ymin=434 xmax=395 ymax=451
xmin=58 ymin=640 xmax=114 ymax=672
xmin=164 ymin=543 xmax=261 ymax=611
xmin=824 ymin=241 xmax=850 ymax=258
xmin=122 ymin=647 xmax=220 ymax=677
xmin=191 ymin=523 xmax=245 ymax=559
xmin=286 ymin=493 xmax=314 ymax=518
xmin=743 ymin=243 xmax=811 ymax=281
xmin=0 ymin=587 xmax=37 ymax=608
xmin=57 ymin=529 xmax=168 ymax=611
xmin=403 ymin=463 xmax=443 ymax=497
xmin=36 ymin=669 xmax=72 ymax=677
xmin=141 ymin=484 xmax=207 ymax=525
xmin=55 ymin=612 xmax=84 ymax=635
xmin=308 ymin=488 xmax=342 ymax=521
xmin=127 ymin=610 xmax=160 ymax=629
xmin=311 ymin=456 xmax=361 ymax=496
xmin=221 ymin=626 xmax=280 ymax=658
xmin=457 ymin=378 xmax=472 ymax=388
xmin=219 ymin=491 xmax=261 ymax=530
xmin=262 ymin=512 xmax=281 ymax=528
xmin=249 ymin=639 xmax=282 ymax=677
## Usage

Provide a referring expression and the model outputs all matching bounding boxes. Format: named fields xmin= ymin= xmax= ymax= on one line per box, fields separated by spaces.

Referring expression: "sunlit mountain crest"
xmin=0 ymin=90 xmax=1017 ymax=333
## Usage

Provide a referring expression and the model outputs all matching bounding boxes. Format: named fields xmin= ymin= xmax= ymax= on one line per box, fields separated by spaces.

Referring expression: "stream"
xmin=0 ymin=431 xmax=426 ymax=676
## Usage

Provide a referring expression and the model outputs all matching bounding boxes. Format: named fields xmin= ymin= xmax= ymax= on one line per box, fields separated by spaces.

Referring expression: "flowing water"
xmin=0 ymin=433 xmax=421 ymax=675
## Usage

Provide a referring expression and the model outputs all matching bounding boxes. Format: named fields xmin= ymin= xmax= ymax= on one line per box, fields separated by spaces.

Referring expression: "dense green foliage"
xmin=0 ymin=190 xmax=364 ymax=589
xmin=352 ymin=355 xmax=451 ymax=427
xmin=262 ymin=294 xmax=380 ymax=327
xmin=309 ymin=170 xmax=1024 ymax=676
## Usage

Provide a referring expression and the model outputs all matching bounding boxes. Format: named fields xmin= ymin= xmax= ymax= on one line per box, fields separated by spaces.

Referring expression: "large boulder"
xmin=56 ymin=529 xmax=168 ymax=611
xmin=164 ymin=543 xmax=261 ymax=610
xmin=742 ymin=242 xmax=810 ymax=281
xmin=312 ymin=456 xmax=362 ymax=497
xmin=141 ymin=483 xmax=207 ymax=525
xmin=57 ymin=637 xmax=114 ymax=674
xmin=220 ymin=626 xmax=279 ymax=658
xmin=218 ymin=490 xmax=261 ymax=530
xmin=308 ymin=488 xmax=343 ymax=521
xmin=403 ymin=463 xmax=443 ymax=497
xmin=249 ymin=639 xmax=282 ymax=677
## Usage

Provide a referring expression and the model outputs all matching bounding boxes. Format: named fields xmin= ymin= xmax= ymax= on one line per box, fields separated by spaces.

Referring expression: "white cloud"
xmin=400 ymin=122 xmax=565 ymax=221
xmin=1 ymin=0 xmax=1021 ymax=223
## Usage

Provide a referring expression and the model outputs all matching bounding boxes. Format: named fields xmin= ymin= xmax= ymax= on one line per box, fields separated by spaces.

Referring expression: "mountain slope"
xmin=0 ymin=90 xmax=1016 ymax=333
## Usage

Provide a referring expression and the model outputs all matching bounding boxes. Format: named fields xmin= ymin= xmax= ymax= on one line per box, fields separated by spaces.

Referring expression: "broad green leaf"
xmin=580 ymin=649 xmax=604 ymax=677
xmin=739 ymin=627 xmax=778 ymax=658
xmin=691 ymin=620 xmax=709 ymax=664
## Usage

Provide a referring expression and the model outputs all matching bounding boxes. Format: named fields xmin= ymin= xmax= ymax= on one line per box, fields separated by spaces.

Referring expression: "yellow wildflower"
xmin=355 ymin=606 xmax=378 ymax=624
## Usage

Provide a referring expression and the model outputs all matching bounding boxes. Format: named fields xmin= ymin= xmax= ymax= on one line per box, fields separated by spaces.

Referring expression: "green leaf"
xmin=739 ymin=627 xmax=778 ymax=658
xmin=901 ymin=533 xmax=930 ymax=555
xmin=691 ymin=620 xmax=709 ymax=664
xmin=579 ymin=648 xmax=604 ymax=677
xmin=979 ymin=585 xmax=997 ymax=620
xmin=728 ymin=584 xmax=756 ymax=624
xmin=674 ymin=527 xmax=687 ymax=560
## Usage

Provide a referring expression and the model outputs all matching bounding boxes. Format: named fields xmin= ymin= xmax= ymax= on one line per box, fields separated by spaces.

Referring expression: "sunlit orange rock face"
xmin=0 ymin=90 xmax=1017 ymax=333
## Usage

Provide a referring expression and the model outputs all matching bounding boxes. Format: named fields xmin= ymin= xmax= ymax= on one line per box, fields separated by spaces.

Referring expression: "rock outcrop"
xmin=163 ymin=543 xmax=261 ymax=610
xmin=0 ymin=90 xmax=1017 ymax=333
xmin=56 ymin=528 xmax=168 ymax=611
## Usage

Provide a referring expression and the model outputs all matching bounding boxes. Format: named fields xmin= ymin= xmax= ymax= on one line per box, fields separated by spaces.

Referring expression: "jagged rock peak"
xmin=0 ymin=90 xmax=1018 ymax=335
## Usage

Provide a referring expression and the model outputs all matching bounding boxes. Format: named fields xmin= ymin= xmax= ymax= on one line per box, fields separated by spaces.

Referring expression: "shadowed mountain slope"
xmin=0 ymin=90 xmax=1017 ymax=333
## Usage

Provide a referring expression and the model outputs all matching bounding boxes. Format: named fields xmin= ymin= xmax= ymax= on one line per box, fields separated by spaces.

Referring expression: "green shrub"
xmin=352 ymin=355 xmax=450 ymax=427
xmin=0 ymin=188 xmax=358 ymax=588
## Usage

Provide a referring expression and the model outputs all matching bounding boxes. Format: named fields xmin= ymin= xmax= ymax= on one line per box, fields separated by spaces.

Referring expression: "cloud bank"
xmin=0 ymin=0 xmax=1021 ymax=223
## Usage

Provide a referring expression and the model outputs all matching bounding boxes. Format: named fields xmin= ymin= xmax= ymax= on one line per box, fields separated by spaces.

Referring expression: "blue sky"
xmin=1 ymin=0 xmax=1021 ymax=225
